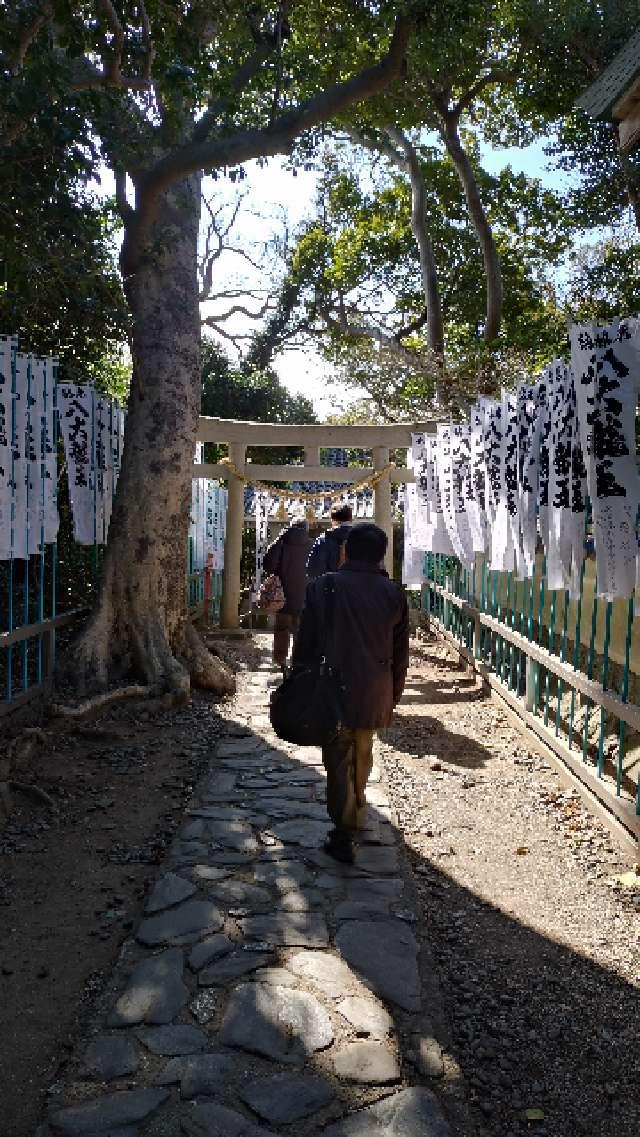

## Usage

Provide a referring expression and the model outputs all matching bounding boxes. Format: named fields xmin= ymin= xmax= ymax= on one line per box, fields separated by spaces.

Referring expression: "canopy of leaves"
xmin=201 ymin=337 xmax=315 ymax=463
xmin=287 ymin=146 xmax=569 ymax=402
xmin=0 ymin=98 xmax=129 ymax=393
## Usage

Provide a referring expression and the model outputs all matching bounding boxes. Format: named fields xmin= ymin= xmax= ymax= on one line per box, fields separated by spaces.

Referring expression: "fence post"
xmin=525 ymin=655 xmax=539 ymax=711
xmin=473 ymin=612 xmax=481 ymax=659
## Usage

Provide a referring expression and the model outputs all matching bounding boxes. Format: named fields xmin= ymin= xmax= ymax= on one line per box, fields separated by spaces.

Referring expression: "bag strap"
xmin=321 ymin=575 xmax=337 ymax=665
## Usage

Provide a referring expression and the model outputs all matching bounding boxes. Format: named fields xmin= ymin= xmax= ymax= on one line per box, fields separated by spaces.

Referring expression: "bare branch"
xmin=203 ymin=299 xmax=275 ymax=322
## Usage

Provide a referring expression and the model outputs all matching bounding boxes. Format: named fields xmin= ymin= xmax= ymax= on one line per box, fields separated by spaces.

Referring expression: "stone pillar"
xmin=221 ymin=442 xmax=246 ymax=629
xmin=373 ymin=445 xmax=393 ymax=575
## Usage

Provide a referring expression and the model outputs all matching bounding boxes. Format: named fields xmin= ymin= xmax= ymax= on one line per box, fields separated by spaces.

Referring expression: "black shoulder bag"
xmin=269 ymin=576 xmax=345 ymax=746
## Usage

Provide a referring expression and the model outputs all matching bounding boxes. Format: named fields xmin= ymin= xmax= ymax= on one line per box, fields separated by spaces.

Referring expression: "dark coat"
xmin=306 ymin=523 xmax=352 ymax=578
xmin=292 ymin=560 xmax=410 ymax=729
xmin=263 ymin=521 xmax=311 ymax=616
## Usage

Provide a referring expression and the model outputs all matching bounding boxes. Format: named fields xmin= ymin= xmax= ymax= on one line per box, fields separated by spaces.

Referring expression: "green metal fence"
xmin=423 ymin=551 xmax=640 ymax=843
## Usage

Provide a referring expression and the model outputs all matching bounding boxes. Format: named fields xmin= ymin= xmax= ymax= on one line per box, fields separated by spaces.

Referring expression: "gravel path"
xmin=35 ymin=634 xmax=640 ymax=1137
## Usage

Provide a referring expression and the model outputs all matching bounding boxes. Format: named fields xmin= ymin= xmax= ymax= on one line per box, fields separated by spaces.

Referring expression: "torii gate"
xmin=195 ymin=415 xmax=435 ymax=628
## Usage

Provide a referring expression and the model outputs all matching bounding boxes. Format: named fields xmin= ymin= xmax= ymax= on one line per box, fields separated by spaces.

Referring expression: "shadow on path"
xmin=382 ymin=712 xmax=490 ymax=770
xmin=42 ymin=654 xmax=640 ymax=1137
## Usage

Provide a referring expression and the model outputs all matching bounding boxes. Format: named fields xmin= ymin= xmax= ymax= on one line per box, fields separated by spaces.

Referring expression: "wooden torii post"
xmin=195 ymin=416 xmax=435 ymax=629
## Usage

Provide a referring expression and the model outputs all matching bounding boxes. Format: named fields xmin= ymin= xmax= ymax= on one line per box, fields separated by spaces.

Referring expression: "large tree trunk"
xmin=439 ymin=111 xmax=503 ymax=342
xmin=66 ymin=172 xmax=234 ymax=700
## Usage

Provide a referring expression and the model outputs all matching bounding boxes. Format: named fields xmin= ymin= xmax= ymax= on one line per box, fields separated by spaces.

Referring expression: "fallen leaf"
xmin=515 ymin=846 xmax=529 ymax=855
xmin=614 ymin=871 xmax=640 ymax=890
xmin=523 ymin=1108 xmax=545 ymax=1122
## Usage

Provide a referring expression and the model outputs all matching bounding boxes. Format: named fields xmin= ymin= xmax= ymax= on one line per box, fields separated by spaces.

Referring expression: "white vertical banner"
xmin=58 ymin=383 xmax=96 ymax=544
xmin=502 ymin=392 xmax=519 ymax=574
xmin=42 ymin=356 xmax=59 ymax=546
xmin=12 ymin=353 xmax=30 ymax=559
xmin=570 ymin=319 xmax=640 ymax=600
xmin=255 ymin=490 xmax=271 ymax=591
xmin=485 ymin=396 xmax=511 ymax=572
xmin=402 ymin=484 xmax=426 ymax=588
xmin=0 ymin=335 xmax=16 ymax=558
xmin=481 ymin=397 xmax=501 ymax=542
xmin=537 ymin=366 xmax=553 ymax=557
xmin=468 ymin=403 xmax=487 ymax=554
xmin=517 ymin=379 xmax=544 ymax=578
xmin=58 ymin=384 xmax=124 ymax=546
xmin=26 ymin=355 xmax=44 ymax=555
xmin=450 ymin=423 xmax=475 ymax=569
xmin=547 ymin=364 xmax=587 ymax=595
xmin=420 ymin=435 xmax=453 ymax=554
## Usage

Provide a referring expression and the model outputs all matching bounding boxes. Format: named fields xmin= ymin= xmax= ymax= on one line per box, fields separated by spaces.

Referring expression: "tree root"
xmin=10 ymin=780 xmax=57 ymax=810
xmin=0 ymin=729 xmax=51 ymax=819
xmin=49 ymin=684 xmax=152 ymax=721
xmin=183 ymin=623 xmax=236 ymax=695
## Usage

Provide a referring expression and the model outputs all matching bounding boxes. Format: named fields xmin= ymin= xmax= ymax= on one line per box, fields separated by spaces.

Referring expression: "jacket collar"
xmin=339 ymin=559 xmax=389 ymax=577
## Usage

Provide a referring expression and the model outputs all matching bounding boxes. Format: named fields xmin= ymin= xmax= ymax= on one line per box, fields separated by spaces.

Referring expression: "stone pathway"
xmin=39 ymin=663 xmax=455 ymax=1137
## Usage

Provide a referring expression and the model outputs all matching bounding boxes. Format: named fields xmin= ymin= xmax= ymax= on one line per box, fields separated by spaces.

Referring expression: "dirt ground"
xmin=382 ymin=631 xmax=640 ymax=1137
xmin=0 ymin=693 xmax=232 ymax=1137
xmin=1 ymin=631 xmax=639 ymax=1137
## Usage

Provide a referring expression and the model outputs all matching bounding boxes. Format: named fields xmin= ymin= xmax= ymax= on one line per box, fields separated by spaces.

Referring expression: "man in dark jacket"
xmin=263 ymin=519 xmax=312 ymax=669
xmin=292 ymin=522 xmax=409 ymax=863
xmin=306 ymin=504 xmax=352 ymax=579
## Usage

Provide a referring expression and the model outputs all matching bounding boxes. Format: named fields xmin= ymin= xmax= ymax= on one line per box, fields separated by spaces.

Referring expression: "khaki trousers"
xmin=273 ymin=612 xmax=299 ymax=667
xmin=322 ymin=727 xmax=375 ymax=833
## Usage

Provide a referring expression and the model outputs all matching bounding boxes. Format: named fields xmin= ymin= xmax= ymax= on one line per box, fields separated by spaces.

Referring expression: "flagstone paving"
xmin=40 ymin=666 xmax=452 ymax=1137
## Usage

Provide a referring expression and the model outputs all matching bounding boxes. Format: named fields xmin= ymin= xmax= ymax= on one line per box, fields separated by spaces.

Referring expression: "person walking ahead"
xmin=306 ymin=503 xmax=352 ymax=578
xmin=263 ymin=519 xmax=311 ymax=669
xmin=292 ymin=522 xmax=409 ymax=863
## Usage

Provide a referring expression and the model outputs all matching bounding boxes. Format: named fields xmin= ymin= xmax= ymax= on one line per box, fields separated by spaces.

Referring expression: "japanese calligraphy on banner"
xmin=0 ymin=338 xmax=58 ymax=560
xmin=570 ymin=319 xmax=640 ymax=601
xmin=403 ymin=316 xmax=640 ymax=601
xmin=254 ymin=490 xmax=271 ymax=592
xmin=546 ymin=362 xmax=587 ymax=597
xmin=58 ymin=383 xmax=125 ymax=546
xmin=190 ymin=447 xmax=227 ymax=577
xmin=413 ymin=433 xmax=452 ymax=556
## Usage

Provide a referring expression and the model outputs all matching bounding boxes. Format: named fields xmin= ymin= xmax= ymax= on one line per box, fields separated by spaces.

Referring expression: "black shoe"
xmin=323 ymin=830 xmax=355 ymax=865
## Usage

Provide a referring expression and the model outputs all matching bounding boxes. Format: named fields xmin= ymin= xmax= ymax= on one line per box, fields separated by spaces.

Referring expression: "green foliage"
xmin=0 ymin=97 xmax=129 ymax=386
xmin=200 ymin=338 xmax=316 ymax=464
xmin=562 ymin=234 xmax=640 ymax=322
xmin=287 ymin=146 xmax=571 ymax=395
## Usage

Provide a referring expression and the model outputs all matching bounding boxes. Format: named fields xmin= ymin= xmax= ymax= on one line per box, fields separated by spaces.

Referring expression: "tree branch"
xmin=436 ymin=106 xmax=502 ymax=341
xmin=452 ymin=66 xmax=505 ymax=117
xmin=114 ymin=169 xmax=134 ymax=222
xmin=70 ymin=0 xmax=155 ymax=92
xmin=8 ymin=1 xmax=52 ymax=73
xmin=191 ymin=40 xmax=279 ymax=145
xmin=203 ymin=299 xmax=275 ymax=322
xmin=141 ymin=13 xmax=410 ymax=199
xmin=345 ymin=123 xmax=444 ymax=356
